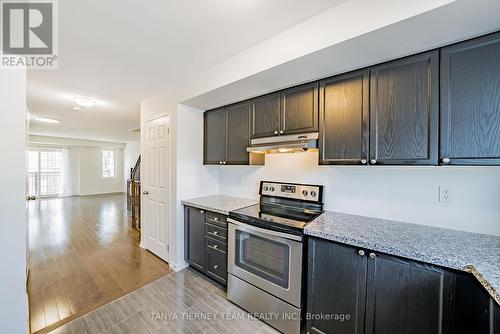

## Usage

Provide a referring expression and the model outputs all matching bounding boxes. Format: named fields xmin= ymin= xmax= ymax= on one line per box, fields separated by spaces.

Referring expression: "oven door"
xmin=228 ymin=218 xmax=303 ymax=307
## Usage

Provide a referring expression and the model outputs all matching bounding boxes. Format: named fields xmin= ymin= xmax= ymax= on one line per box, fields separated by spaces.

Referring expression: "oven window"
xmin=235 ymin=230 xmax=290 ymax=289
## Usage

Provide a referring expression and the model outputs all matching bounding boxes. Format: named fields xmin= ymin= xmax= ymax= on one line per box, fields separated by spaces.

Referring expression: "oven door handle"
xmin=227 ymin=218 xmax=302 ymax=242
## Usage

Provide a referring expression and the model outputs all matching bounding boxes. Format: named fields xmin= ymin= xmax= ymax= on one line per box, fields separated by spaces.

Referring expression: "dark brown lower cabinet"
xmin=306 ymin=240 xmax=367 ymax=334
xmin=184 ymin=206 xmax=228 ymax=286
xmin=365 ymin=252 xmax=454 ymax=334
xmin=306 ymin=237 xmax=499 ymax=334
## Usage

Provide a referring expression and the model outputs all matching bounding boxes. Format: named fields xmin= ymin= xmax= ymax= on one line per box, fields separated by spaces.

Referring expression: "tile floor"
xmin=50 ymin=269 xmax=279 ymax=334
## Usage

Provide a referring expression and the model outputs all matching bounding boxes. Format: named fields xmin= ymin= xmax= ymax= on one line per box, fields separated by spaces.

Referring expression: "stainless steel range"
xmin=227 ymin=181 xmax=324 ymax=334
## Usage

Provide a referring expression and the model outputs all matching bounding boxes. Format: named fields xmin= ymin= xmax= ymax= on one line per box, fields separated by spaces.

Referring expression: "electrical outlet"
xmin=439 ymin=186 xmax=452 ymax=203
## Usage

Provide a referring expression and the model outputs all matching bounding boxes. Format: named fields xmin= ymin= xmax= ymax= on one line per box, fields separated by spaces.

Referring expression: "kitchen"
xmin=178 ymin=30 xmax=500 ymax=334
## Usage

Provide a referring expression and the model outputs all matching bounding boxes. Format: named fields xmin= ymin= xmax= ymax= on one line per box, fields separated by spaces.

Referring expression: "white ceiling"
xmin=28 ymin=0 xmax=347 ymax=142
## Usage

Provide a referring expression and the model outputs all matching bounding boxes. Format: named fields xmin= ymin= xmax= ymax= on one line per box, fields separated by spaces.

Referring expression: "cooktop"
xmin=228 ymin=181 xmax=324 ymax=235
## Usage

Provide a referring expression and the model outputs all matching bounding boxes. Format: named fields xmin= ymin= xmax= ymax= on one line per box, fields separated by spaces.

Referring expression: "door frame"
xmin=141 ymin=112 xmax=172 ymax=264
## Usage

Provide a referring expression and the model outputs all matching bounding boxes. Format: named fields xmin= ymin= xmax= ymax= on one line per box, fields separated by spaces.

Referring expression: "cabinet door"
xmin=281 ymin=82 xmax=319 ymax=135
xmin=370 ymin=51 xmax=439 ymax=165
xmin=226 ymin=102 xmax=250 ymax=164
xmin=453 ymin=271 xmax=498 ymax=334
xmin=251 ymin=92 xmax=281 ymax=138
xmin=319 ymin=70 xmax=369 ymax=165
xmin=204 ymin=108 xmax=226 ymax=165
xmin=365 ymin=252 xmax=453 ymax=334
xmin=184 ymin=206 xmax=206 ymax=271
xmin=440 ymin=32 xmax=500 ymax=165
xmin=307 ymin=238 xmax=367 ymax=334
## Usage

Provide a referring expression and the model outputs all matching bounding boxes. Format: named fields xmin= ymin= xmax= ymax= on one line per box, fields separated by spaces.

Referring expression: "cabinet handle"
xmin=213 ymin=265 xmax=219 ymax=269
xmin=361 ymin=159 xmax=367 ymax=164
xmin=200 ymin=210 xmax=204 ymax=214
xmin=223 ymin=161 xmax=227 ymax=165
xmin=214 ymin=217 xmax=219 ymax=221
xmin=219 ymin=161 xmax=223 ymax=165
xmin=370 ymin=159 xmax=377 ymax=165
xmin=212 ymin=244 xmax=218 ymax=249
xmin=279 ymin=130 xmax=284 ymax=134
xmin=274 ymin=130 xmax=278 ymax=135
xmin=212 ymin=231 xmax=219 ymax=235
xmin=442 ymin=157 xmax=450 ymax=164
xmin=369 ymin=253 xmax=376 ymax=259
xmin=358 ymin=250 xmax=365 ymax=257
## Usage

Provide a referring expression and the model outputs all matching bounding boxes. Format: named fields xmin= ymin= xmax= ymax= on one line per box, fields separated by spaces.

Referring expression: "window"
xmin=102 ymin=150 xmax=116 ymax=178
xmin=28 ymin=149 xmax=63 ymax=196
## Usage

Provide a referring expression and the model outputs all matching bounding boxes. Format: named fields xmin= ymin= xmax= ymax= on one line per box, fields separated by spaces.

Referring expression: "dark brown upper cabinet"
xmin=440 ymin=32 xmax=500 ymax=165
xmin=319 ymin=70 xmax=369 ymax=165
xmin=281 ymin=82 xmax=319 ymax=135
xmin=251 ymin=92 xmax=281 ymax=138
xmin=204 ymin=102 xmax=250 ymax=165
xmin=226 ymin=102 xmax=251 ymax=164
xmin=369 ymin=50 xmax=439 ymax=165
xmin=204 ymin=108 xmax=226 ymax=165
xmin=250 ymin=83 xmax=319 ymax=139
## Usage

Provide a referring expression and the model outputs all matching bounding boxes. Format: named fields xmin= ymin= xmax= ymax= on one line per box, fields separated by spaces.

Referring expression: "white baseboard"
xmin=169 ymin=260 xmax=189 ymax=272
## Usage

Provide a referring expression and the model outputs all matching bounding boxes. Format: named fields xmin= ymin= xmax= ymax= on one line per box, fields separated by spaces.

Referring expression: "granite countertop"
xmin=304 ymin=211 xmax=500 ymax=305
xmin=181 ymin=195 xmax=257 ymax=215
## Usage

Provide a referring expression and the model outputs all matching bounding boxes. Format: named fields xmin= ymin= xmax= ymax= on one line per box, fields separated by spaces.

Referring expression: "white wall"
xmin=29 ymin=136 xmax=125 ymax=196
xmin=0 ymin=68 xmax=28 ymax=332
xmin=218 ymin=152 xmax=500 ymax=237
xmin=79 ymin=147 xmax=125 ymax=196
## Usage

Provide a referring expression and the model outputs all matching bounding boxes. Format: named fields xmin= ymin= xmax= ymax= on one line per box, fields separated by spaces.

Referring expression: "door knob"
xmin=369 ymin=253 xmax=376 ymax=259
xmin=361 ymin=159 xmax=367 ymax=164
xmin=279 ymin=130 xmax=284 ymax=134
xmin=222 ymin=161 xmax=227 ymax=165
xmin=358 ymin=250 xmax=365 ymax=257
xmin=26 ymin=195 xmax=37 ymax=201
xmin=274 ymin=130 xmax=278 ymax=135
xmin=441 ymin=157 xmax=450 ymax=164
xmin=370 ymin=159 xmax=377 ymax=165
xmin=142 ymin=191 xmax=149 ymax=195
xmin=219 ymin=161 xmax=223 ymax=165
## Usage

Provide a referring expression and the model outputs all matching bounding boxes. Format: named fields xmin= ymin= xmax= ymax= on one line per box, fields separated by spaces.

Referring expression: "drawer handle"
xmin=209 ymin=231 xmax=219 ymax=236
xmin=207 ymin=244 xmax=222 ymax=251
xmin=213 ymin=265 xmax=219 ymax=269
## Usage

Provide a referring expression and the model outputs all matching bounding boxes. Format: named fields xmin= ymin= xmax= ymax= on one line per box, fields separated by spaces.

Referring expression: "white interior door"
xmin=143 ymin=115 xmax=170 ymax=261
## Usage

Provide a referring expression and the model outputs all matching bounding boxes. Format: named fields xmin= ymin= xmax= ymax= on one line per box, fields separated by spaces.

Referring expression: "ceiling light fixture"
xmin=33 ymin=117 xmax=61 ymax=124
xmin=73 ymin=96 xmax=97 ymax=108
xmin=72 ymin=106 xmax=82 ymax=111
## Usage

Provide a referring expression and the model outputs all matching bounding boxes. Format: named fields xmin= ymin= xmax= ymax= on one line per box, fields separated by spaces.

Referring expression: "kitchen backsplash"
xmin=217 ymin=151 xmax=500 ymax=237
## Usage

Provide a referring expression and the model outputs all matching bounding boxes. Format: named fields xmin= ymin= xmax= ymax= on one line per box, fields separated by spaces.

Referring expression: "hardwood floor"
xmin=28 ymin=193 xmax=172 ymax=334
xmin=50 ymin=269 xmax=278 ymax=334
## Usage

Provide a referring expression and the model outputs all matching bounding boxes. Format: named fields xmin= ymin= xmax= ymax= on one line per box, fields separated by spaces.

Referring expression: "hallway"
xmin=28 ymin=193 xmax=172 ymax=333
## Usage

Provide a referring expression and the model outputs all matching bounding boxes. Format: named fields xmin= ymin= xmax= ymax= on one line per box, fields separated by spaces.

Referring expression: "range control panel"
xmin=260 ymin=181 xmax=323 ymax=203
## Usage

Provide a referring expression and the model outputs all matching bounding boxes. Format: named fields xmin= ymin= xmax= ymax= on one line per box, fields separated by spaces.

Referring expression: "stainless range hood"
xmin=247 ymin=132 xmax=319 ymax=154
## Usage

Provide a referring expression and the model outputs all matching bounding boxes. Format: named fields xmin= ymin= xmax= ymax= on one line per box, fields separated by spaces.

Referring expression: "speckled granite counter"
xmin=304 ymin=211 xmax=500 ymax=305
xmin=181 ymin=195 xmax=257 ymax=215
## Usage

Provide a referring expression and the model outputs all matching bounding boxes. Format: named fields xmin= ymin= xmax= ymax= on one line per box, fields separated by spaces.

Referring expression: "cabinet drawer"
xmin=205 ymin=241 xmax=227 ymax=285
xmin=206 ymin=212 xmax=227 ymax=227
xmin=205 ymin=222 xmax=227 ymax=241
xmin=205 ymin=236 xmax=227 ymax=254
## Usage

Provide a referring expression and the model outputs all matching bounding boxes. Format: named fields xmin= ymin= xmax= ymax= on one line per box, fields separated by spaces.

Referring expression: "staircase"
xmin=127 ymin=155 xmax=141 ymax=230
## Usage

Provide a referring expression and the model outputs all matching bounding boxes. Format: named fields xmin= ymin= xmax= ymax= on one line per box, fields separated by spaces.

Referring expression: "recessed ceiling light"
xmin=73 ymin=96 xmax=97 ymax=108
xmin=33 ymin=117 xmax=61 ymax=124
xmin=72 ymin=106 xmax=82 ymax=111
